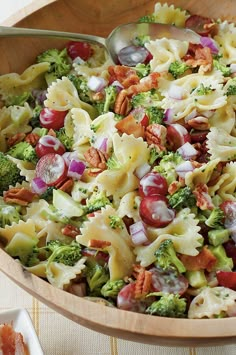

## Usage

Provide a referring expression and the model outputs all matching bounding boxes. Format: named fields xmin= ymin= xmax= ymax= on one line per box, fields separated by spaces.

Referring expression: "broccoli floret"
xmin=85 ymin=190 xmax=111 ymax=213
xmin=133 ymin=35 xmax=151 ymax=47
xmin=41 ymin=205 xmax=70 ymax=224
xmin=153 ymin=151 xmax=184 ymax=185
xmin=55 ymin=127 xmax=73 ymax=151
xmin=101 ymin=279 xmax=126 ymax=298
xmin=67 ymin=74 xmax=92 ymax=103
xmin=154 ymin=239 xmax=186 ymax=273
xmin=0 ymin=153 xmax=24 ymax=195
xmin=85 ymin=258 xmax=109 ymax=295
xmin=168 ymin=61 xmax=190 ymax=79
xmin=37 ymin=48 xmax=71 ymax=79
xmin=208 ymin=229 xmax=230 ymax=247
xmin=7 ymin=141 xmax=38 ymax=165
xmin=208 ymin=245 xmax=234 ymax=271
xmin=185 ymin=270 xmax=207 ymax=288
xmin=30 ymin=105 xmax=42 ymax=128
xmin=40 ymin=186 xmax=55 ymax=203
xmin=213 ymin=59 xmax=231 ymax=77
xmin=131 ymin=88 xmax=161 ymax=109
xmin=0 ymin=204 xmax=21 ymax=228
xmin=146 ymin=293 xmax=187 ymax=318
xmin=205 ymin=207 xmax=224 ymax=228
xmin=138 ymin=14 xmax=156 ymax=23
xmin=5 ymin=92 xmax=32 ymax=107
xmin=145 ymin=107 xmax=164 ymax=124
xmin=45 ymin=239 xmax=82 ymax=266
xmin=103 ymin=86 xmax=117 ymax=113
xmin=132 ymin=63 xmax=151 ymax=78
xmin=108 ymin=215 xmax=124 ymax=230
xmin=226 ymin=79 xmax=236 ymax=96
xmin=167 ymin=186 xmax=196 ymax=210
xmin=106 ymin=155 xmax=123 ymax=170
xmin=196 ymin=83 xmax=213 ymax=95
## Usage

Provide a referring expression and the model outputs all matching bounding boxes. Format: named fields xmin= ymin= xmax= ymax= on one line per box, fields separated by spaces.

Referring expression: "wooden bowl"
xmin=1 ymin=0 xmax=236 ymax=346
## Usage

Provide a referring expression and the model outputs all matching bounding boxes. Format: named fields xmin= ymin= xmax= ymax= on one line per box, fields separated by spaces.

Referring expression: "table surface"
xmin=0 ymin=1 xmax=236 ymax=354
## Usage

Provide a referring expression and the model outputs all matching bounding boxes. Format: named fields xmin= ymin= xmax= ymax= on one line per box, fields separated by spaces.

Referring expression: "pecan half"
xmin=187 ymin=116 xmax=210 ymax=130
xmin=4 ymin=187 xmax=36 ymax=206
xmin=114 ymin=90 xmax=131 ymax=115
xmin=134 ymin=270 xmax=152 ymax=299
xmin=25 ymin=132 xmax=40 ymax=146
xmin=84 ymin=147 xmax=108 ymax=170
xmin=61 ymin=224 xmax=80 ymax=238
xmin=88 ymin=239 xmax=111 ymax=248
xmin=145 ymin=124 xmax=167 ymax=149
xmin=55 ymin=177 xmax=74 ymax=193
xmin=7 ymin=133 xmax=26 ymax=147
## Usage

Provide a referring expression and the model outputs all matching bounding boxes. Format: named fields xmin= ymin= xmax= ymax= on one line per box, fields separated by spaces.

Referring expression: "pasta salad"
xmin=1 ymin=2 xmax=236 ymax=319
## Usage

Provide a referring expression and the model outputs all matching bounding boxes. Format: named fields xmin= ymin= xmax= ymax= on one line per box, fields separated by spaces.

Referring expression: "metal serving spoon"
xmin=0 ymin=22 xmax=201 ymax=64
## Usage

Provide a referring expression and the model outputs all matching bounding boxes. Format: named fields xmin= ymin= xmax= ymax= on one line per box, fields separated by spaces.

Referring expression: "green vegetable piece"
xmin=7 ymin=141 xmax=38 ymax=165
xmin=213 ymin=59 xmax=231 ymax=77
xmin=53 ymin=189 xmax=84 ymax=218
xmin=196 ymin=83 xmax=213 ymax=95
xmin=45 ymin=240 xmax=82 ymax=267
xmin=132 ymin=63 xmax=151 ymax=78
xmin=208 ymin=245 xmax=234 ymax=271
xmin=103 ymin=86 xmax=118 ymax=113
xmin=101 ymin=279 xmax=126 ymax=298
xmin=168 ymin=61 xmax=190 ymax=79
xmin=5 ymin=92 xmax=32 ymax=107
xmin=153 ymin=151 xmax=184 ymax=185
xmin=154 ymin=239 xmax=186 ymax=273
xmin=208 ymin=229 xmax=230 ymax=247
xmin=146 ymin=293 xmax=187 ymax=318
xmin=56 ymin=127 xmax=74 ymax=151
xmin=37 ymin=48 xmax=71 ymax=78
xmin=0 ymin=205 xmax=21 ymax=228
xmin=167 ymin=186 xmax=196 ymax=210
xmin=5 ymin=232 xmax=39 ymax=265
xmin=185 ymin=270 xmax=207 ymax=288
xmin=86 ymin=258 xmax=109 ymax=295
xmin=145 ymin=107 xmax=164 ymax=124
xmin=131 ymin=88 xmax=161 ymax=109
xmin=0 ymin=153 xmax=24 ymax=196
xmin=86 ymin=190 xmax=111 ymax=213
xmin=108 ymin=215 xmax=124 ymax=230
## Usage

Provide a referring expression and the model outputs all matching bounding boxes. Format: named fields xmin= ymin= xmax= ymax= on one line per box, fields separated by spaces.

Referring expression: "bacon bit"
xmin=61 ymin=224 xmax=80 ymax=238
xmin=134 ymin=270 xmax=152 ymax=299
xmin=0 ymin=323 xmax=28 ymax=355
xmin=84 ymin=147 xmax=108 ymax=170
xmin=24 ymin=132 xmax=40 ymax=146
xmin=126 ymin=72 xmax=160 ymax=97
xmin=115 ymin=114 xmax=145 ymax=138
xmin=4 ymin=187 xmax=37 ymax=206
xmin=145 ymin=123 xmax=167 ymax=148
xmin=193 ymin=183 xmax=214 ymax=210
xmin=108 ymin=65 xmax=140 ymax=88
xmin=55 ymin=177 xmax=74 ymax=193
xmin=179 ymin=246 xmax=217 ymax=272
xmin=88 ymin=239 xmax=111 ymax=248
xmin=184 ymin=44 xmax=213 ymax=73
xmin=168 ymin=180 xmax=182 ymax=195
xmin=7 ymin=133 xmax=26 ymax=147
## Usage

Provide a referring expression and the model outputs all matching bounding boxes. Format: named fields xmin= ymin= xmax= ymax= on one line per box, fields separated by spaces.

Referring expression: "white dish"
xmin=0 ymin=308 xmax=43 ymax=355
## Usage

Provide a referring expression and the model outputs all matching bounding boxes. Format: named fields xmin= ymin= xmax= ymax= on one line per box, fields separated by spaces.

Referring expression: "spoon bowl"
xmin=0 ymin=22 xmax=200 ymax=65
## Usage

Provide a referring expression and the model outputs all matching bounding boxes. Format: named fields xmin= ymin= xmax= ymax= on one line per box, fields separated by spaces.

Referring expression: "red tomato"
xmin=139 ymin=172 xmax=168 ymax=198
xmin=66 ymin=41 xmax=92 ymax=61
xmin=35 ymin=135 xmax=66 ymax=158
xmin=117 ymin=283 xmax=149 ymax=313
xmin=35 ymin=153 xmax=67 ymax=186
xmin=139 ymin=195 xmax=175 ymax=228
xmin=149 ymin=267 xmax=188 ymax=295
xmin=185 ymin=15 xmax=213 ymax=36
xmin=216 ymin=271 xmax=236 ymax=291
xmin=166 ymin=123 xmax=191 ymax=151
xmin=39 ymin=108 xmax=68 ymax=130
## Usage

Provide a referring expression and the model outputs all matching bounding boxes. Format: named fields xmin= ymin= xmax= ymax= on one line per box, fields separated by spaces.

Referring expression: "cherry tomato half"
xmin=35 ymin=153 xmax=67 ymax=186
xmin=150 ymin=267 xmax=189 ymax=295
xmin=139 ymin=195 xmax=175 ymax=228
xmin=139 ymin=172 xmax=168 ymax=198
xmin=35 ymin=135 xmax=66 ymax=158
xmin=39 ymin=108 xmax=68 ymax=130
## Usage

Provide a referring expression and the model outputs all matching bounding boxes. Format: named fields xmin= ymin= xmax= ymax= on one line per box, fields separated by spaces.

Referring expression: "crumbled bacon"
xmin=179 ymin=246 xmax=217 ymax=272
xmin=0 ymin=323 xmax=28 ymax=355
xmin=88 ymin=239 xmax=111 ymax=248
xmin=183 ymin=44 xmax=213 ymax=73
xmin=108 ymin=65 xmax=140 ymax=88
xmin=193 ymin=183 xmax=214 ymax=210
xmin=4 ymin=188 xmax=36 ymax=206
xmin=115 ymin=114 xmax=145 ymax=138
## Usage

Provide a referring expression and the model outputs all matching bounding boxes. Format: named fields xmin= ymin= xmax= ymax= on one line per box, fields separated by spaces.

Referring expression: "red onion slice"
xmin=200 ymin=36 xmax=219 ymax=54
xmin=164 ymin=108 xmax=175 ymax=124
xmin=31 ymin=177 xmax=48 ymax=194
xmin=62 ymin=151 xmax=79 ymax=166
xmin=175 ymin=160 xmax=195 ymax=178
xmin=68 ymin=159 xmax=86 ymax=180
xmin=177 ymin=142 xmax=198 ymax=160
xmin=129 ymin=221 xmax=149 ymax=245
xmin=87 ymin=76 xmax=107 ymax=92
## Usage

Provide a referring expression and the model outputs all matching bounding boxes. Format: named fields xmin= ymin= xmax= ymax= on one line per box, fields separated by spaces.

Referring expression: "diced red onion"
xmin=200 ymin=36 xmax=219 ymax=54
xmin=134 ymin=163 xmax=151 ymax=179
xmin=62 ymin=151 xmax=79 ymax=166
xmin=87 ymin=76 xmax=107 ymax=92
xmin=31 ymin=177 xmax=48 ymax=194
xmin=175 ymin=160 xmax=195 ymax=178
xmin=177 ymin=142 xmax=198 ymax=160
xmin=164 ymin=108 xmax=175 ymax=124
xmin=93 ymin=136 xmax=108 ymax=153
xmin=184 ymin=108 xmax=198 ymax=122
xmin=68 ymin=159 xmax=86 ymax=180
xmin=111 ymin=80 xmax=124 ymax=92
xmin=129 ymin=221 xmax=149 ymax=245
xmin=168 ymin=84 xmax=186 ymax=100
xmin=230 ymin=64 xmax=236 ymax=73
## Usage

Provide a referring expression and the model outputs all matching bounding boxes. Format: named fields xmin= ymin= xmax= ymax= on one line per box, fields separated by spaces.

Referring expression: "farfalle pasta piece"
xmin=207 ymin=127 xmax=236 ymax=161
xmin=117 ymin=191 xmax=141 ymax=222
xmin=90 ymin=112 xmax=118 ymax=152
xmin=153 ymin=2 xmax=189 ymax=27
xmin=185 ymin=158 xmax=221 ymax=189
xmin=24 ymin=199 xmax=51 ymax=231
xmin=214 ymin=22 xmax=236 ymax=65
xmin=96 ymin=133 xmax=149 ymax=200
xmin=44 ymin=77 xmax=97 ymax=118
xmin=77 ymin=205 xmax=135 ymax=280
xmin=8 ymin=155 xmax=36 ymax=182
xmin=188 ymin=286 xmax=236 ymax=319
xmin=146 ymin=39 xmax=188 ymax=73
xmin=0 ymin=219 xmax=36 ymax=244
xmin=71 ymin=108 xmax=93 ymax=147
xmin=24 ymin=261 xmax=47 ymax=278
xmin=159 ymin=70 xmax=226 ymax=121
xmin=0 ymin=62 xmax=49 ymax=100
xmin=134 ymin=209 xmax=202 ymax=267
xmin=209 ymin=103 xmax=235 ymax=134
xmin=46 ymin=257 xmax=87 ymax=289
xmin=217 ymin=162 xmax=236 ymax=201
xmin=37 ymin=221 xmax=72 ymax=244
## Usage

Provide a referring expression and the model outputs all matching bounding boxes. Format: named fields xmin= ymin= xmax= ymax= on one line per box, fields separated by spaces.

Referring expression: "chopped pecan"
xmin=114 ymin=90 xmax=131 ymax=115
xmin=134 ymin=270 xmax=152 ymax=299
xmin=61 ymin=224 xmax=80 ymax=238
xmin=84 ymin=147 xmax=108 ymax=170
xmin=55 ymin=177 xmax=74 ymax=193
xmin=187 ymin=116 xmax=210 ymax=130
xmin=7 ymin=133 xmax=26 ymax=147
xmin=87 ymin=168 xmax=104 ymax=177
xmin=25 ymin=132 xmax=40 ymax=146
xmin=145 ymin=124 xmax=167 ymax=149
xmin=132 ymin=264 xmax=145 ymax=279
xmin=193 ymin=183 xmax=214 ymax=210
xmin=88 ymin=239 xmax=111 ymax=248
xmin=4 ymin=187 xmax=36 ymax=206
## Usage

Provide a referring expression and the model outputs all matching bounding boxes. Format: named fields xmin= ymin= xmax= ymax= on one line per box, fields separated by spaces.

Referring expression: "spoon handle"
xmin=0 ymin=26 xmax=106 ymax=47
